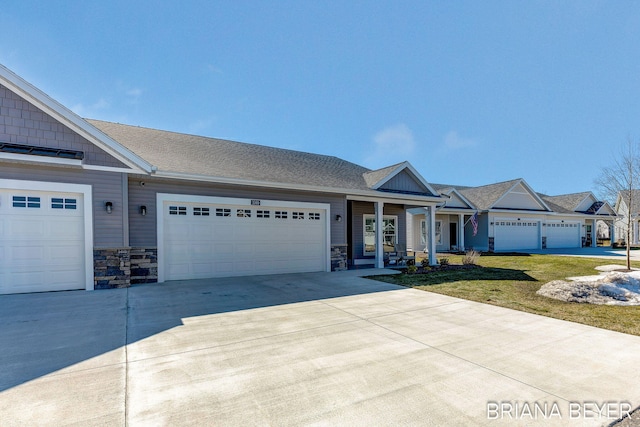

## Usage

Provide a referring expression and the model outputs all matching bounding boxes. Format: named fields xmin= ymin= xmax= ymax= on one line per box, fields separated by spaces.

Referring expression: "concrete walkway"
xmin=1 ymin=270 xmax=639 ymax=426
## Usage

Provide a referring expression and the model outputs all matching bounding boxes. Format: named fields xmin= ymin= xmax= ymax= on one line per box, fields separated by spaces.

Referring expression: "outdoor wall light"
xmin=105 ymin=201 xmax=113 ymax=214
xmin=140 ymin=205 xmax=147 ymax=216
xmin=336 ymin=214 xmax=342 ymax=222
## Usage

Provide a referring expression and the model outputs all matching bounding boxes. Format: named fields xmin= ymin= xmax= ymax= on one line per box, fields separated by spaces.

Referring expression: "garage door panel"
xmin=494 ymin=221 xmax=539 ymax=251
xmin=163 ymin=199 xmax=327 ymax=281
xmin=8 ymin=219 xmax=45 ymax=237
xmin=546 ymin=222 xmax=581 ymax=248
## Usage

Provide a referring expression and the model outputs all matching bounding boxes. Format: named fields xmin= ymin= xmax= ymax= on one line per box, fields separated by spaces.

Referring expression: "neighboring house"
xmin=408 ymin=179 xmax=616 ymax=252
xmin=613 ymin=190 xmax=640 ymax=245
xmin=0 ymin=65 xmax=443 ymax=295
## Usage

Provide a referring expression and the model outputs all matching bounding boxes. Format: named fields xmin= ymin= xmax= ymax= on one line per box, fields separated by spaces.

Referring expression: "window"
xmin=292 ymin=212 xmax=304 ymax=219
xmin=275 ymin=211 xmax=288 ymax=219
xmin=257 ymin=210 xmax=270 ymax=218
xmin=13 ymin=196 xmax=40 ymax=208
xmin=309 ymin=212 xmax=321 ymax=220
xmin=169 ymin=206 xmax=187 ymax=215
xmin=215 ymin=208 xmax=231 ymax=217
xmin=435 ymin=221 xmax=442 ymax=244
xmin=193 ymin=207 xmax=210 ymax=216
xmin=363 ymin=215 xmax=397 ymax=255
xmin=236 ymin=209 xmax=251 ymax=218
xmin=52 ymin=198 xmax=77 ymax=210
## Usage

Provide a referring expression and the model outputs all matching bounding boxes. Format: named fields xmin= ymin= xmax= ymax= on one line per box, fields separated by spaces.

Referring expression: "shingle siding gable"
xmin=0 ymin=84 xmax=127 ymax=168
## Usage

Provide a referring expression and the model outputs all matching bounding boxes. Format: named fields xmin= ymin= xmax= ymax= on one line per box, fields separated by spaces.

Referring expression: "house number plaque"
xmin=251 ymin=200 xmax=261 ymax=205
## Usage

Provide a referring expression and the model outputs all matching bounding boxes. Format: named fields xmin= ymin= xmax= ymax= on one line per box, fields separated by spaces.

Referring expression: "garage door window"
xmin=275 ymin=211 xmax=288 ymax=219
xmin=257 ymin=210 xmax=270 ymax=218
xmin=193 ymin=207 xmax=210 ymax=216
xmin=215 ymin=208 xmax=231 ymax=217
xmin=12 ymin=195 xmax=40 ymax=208
xmin=237 ymin=209 xmax=251 ymax=217
xmin=169 ymin=206 xmax=187 ymax=215
xmin=292 ymin=211 xmax=304 ymax=219
xmin=51 ymin=198 xmax=77 ymax=210
xmin=309 ymin=212 xmax=321 ymax=220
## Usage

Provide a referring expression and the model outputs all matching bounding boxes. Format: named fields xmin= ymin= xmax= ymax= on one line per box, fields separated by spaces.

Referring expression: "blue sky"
xmin=2 ymin=1 xmax=639 ymax=197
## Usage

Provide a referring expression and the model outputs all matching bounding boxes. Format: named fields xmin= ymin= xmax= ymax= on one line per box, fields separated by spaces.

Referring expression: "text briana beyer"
xmin=487 ymin=401 xmax=634 ymax=420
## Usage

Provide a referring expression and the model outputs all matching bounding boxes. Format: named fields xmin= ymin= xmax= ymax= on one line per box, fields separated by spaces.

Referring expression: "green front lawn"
xmin=371 ymin=254 xmax=640 ymax=336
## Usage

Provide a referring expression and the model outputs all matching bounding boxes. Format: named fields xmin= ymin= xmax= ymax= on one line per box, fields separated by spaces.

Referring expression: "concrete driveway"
xmin=1 ymin=270 xmax=639 ymax=426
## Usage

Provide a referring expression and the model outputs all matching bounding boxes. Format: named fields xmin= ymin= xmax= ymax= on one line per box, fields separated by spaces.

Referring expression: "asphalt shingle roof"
xmin=540 ymin=192 xmax=591 ymax=214
xmin=88 ymin=119 xmax=380 ymax=192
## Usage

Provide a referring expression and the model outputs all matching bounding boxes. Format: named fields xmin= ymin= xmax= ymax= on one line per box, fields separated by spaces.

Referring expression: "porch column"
xmin=592 ymin=219 xmax=598 ymax=247
xmin=610 ymin=222 xmax=615 ymax=247
xmin=458 ymin=213 xmax=465 ymax=251
xmin=425 ymin=206 xmax=437 ymax=266
xmin=375 ymin=201 xmax=384 ymax=268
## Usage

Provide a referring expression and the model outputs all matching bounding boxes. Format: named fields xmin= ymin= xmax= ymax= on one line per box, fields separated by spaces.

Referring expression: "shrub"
xmin=438 ymin=257 xmax=450 ymax=266
xmin=462 ymin=250 xmax=481 ymax=265
xmin=421 ymin=257 xmax=430 ymax=268
xmin=407 ymin=264 xmax=417 ymax=274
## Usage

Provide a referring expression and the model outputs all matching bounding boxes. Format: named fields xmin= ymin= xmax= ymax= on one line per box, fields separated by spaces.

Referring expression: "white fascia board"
xmin=442 ymin=188 xmax=476 ymax=209
xmin=0 ymin=64 xmax=153 ymax=174
xmin=154 ymin=170 xmax=444 ymax=204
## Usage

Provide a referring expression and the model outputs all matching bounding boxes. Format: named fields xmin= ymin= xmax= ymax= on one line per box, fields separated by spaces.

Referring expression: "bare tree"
xmin=595 ymin=139 xmax=640 ymax=270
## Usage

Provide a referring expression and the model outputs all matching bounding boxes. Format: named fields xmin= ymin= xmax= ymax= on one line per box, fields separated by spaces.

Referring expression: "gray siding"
xmin=380 ymin=170 xmax=425 ymax=193
xmin=0 ymin=164 xmax=126 ymax=247
xmin=350 ymin=201 xmax=406 ymax=261
xmin=128 ymin=176 xmax=347 ymax=247
xmin=0 ymin=84 xmax=126 ymax=168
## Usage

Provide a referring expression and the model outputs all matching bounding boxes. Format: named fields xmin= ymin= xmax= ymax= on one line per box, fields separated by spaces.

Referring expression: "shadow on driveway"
xmin=0 ymin=270 xmax=400 ymax=392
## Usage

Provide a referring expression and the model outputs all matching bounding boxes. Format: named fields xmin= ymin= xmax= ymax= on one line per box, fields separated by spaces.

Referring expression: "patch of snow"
xmin=537 ymin=268 xmax=640 ymax=305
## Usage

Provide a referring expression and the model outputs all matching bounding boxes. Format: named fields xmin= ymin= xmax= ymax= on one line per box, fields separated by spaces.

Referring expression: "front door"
xmin=449 ymin=222 xmax=457 ymax=250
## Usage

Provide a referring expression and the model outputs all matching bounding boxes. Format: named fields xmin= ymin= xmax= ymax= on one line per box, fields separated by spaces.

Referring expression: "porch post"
xmin=425 ymin=206 xmax=437 ymax=266
xmin=375 ymin=201 xmax=384 ymax=268
xmin=610 ymin=222 xmax=615 ymax=247
xmin=592 ymin=219 xmax=598 ymax=247
xmin=458 ymin=213 xmax=465 ymax=251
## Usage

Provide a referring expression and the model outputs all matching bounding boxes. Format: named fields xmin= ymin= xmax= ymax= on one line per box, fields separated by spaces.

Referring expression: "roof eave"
xmin=154 ymin=170 xmax=444 ymax=204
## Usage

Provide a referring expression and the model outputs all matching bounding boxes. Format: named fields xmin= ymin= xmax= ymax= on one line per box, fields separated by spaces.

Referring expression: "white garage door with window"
xmin=546 ymin=221 xmax=581 ymax=248
xmin=494 ymin=220 xmax=540 ymax=251
xmin=0 ymin=180 xmax=93 ymax=294
xmin=158 ymin=194 xmax=330 ymax=281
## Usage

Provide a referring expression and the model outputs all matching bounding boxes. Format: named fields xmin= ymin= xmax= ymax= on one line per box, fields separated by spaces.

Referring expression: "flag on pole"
xmin=470 ymin=212 xmax=479 ymax=236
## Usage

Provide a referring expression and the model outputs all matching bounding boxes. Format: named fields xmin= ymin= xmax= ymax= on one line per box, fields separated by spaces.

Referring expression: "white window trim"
xmin=363 ymin=214 xmax=398 ymax=256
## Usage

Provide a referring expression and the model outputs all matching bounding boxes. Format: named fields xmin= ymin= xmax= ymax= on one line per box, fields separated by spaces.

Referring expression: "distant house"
xmin=613 ymin=190 xmax=640 ymax=245
xmin=407 ymin=179 xmax=616 ymax=253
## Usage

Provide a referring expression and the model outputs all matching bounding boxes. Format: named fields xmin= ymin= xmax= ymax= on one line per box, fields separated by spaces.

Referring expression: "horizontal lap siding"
xmin=350 ymin=201 xmax=406 ymax=260
xmin=0 ymin=84 xmax=127 ymax=168
xmin=0 ymin=164 xmax=126 ymax=247
xmin=128 ymin=176 xmax=346 ymax=247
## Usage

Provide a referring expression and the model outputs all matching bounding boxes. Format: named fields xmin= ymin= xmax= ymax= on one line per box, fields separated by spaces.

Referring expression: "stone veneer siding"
xmin=94 ymin=247 xmax=158 ymax=289
xmin=331 ymin=244 xmax=348 ymax=271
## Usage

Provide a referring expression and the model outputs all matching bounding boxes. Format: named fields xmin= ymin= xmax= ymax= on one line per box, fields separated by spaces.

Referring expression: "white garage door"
xmin=546 ymin=221 xmax=581 ymax=248
xmin=160 ymin=196 xmax=329 ymax=281
xmin=0 ymin=188 xmax=86 ymax=294
xmin=494 ymin=220 xmax=540 ymax=251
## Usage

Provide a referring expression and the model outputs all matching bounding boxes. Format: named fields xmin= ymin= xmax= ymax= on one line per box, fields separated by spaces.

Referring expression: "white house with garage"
xmin=408 ymin=179 xmax=616 ymax=253
xmin=0 ymin=64 xmax=444 ymax=294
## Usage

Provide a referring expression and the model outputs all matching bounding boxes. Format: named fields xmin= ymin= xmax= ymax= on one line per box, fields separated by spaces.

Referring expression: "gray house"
xmin=0 ymin=65 xmax=442 ymax=294
xmin=408 ymin=179 xmax=616 ymax=252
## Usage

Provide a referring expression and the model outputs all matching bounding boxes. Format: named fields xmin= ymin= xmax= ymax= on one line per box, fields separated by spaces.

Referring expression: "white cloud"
xmin=206 ymin=64 xmax=223 ymax=74
xmin=443 ymin=130 xmax=477 ymax=150
xmin=364 ymin=123 xmax=416 ymax=168
xmin=125 ymin=87 xmax=143 ymax=104
xmin=70 ymin=98 xmax=109 ymax=118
